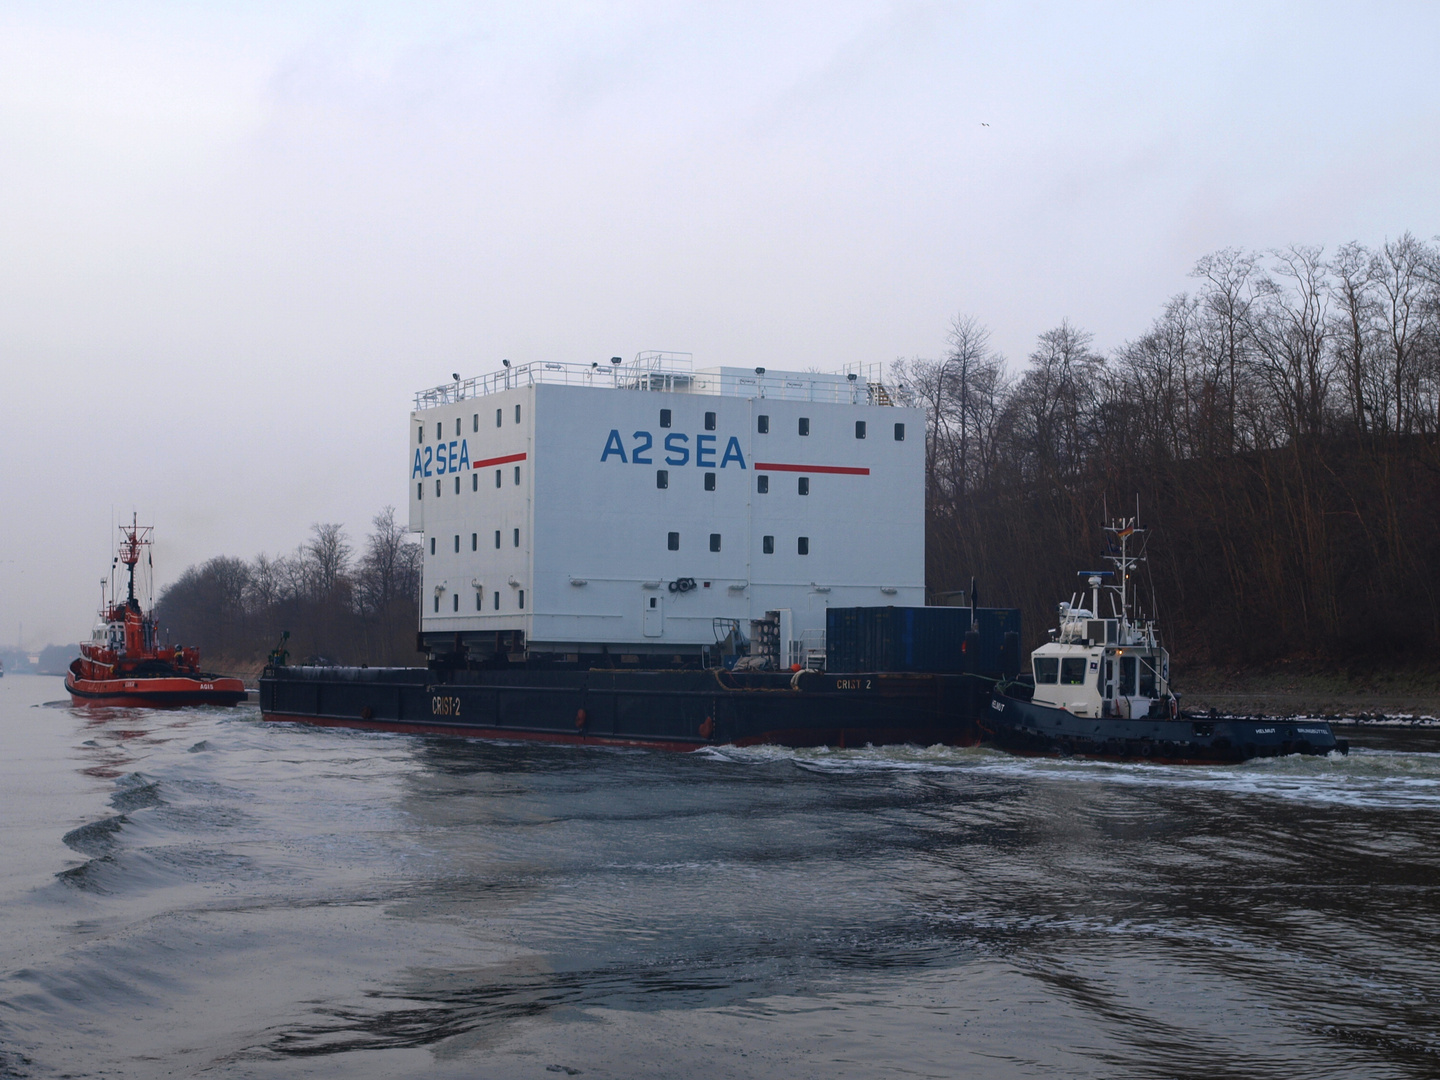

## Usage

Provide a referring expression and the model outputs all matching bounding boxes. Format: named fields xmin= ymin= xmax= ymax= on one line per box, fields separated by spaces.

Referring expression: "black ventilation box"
xmin=826 ymin=606 xmax=1021 ymax=676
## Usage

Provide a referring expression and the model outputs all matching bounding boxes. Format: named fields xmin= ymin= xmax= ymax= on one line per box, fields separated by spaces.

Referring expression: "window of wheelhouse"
xmin=1060 ymin=658 xmax=1087 ymax=685
xmin=1033 ymin=657 xmax=1058 ymax=684
xmin=1139 ymin=661 xmax=1157 ymax=698
xmin=1119 ymin=655 xmax=1138 ymax=696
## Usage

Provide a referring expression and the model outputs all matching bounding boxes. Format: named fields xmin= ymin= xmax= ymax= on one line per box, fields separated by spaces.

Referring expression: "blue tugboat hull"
xmin=984 ymin=690 xmax=1347 ymax=763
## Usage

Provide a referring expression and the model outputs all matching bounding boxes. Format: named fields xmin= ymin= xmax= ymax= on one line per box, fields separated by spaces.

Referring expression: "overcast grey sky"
xmin=2 ymin=1 xmax=1437 ymax=647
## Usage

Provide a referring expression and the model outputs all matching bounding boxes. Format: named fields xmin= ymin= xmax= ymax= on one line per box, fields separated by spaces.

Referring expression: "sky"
xmin=2 ymin=0 xmax=1438 ymax=648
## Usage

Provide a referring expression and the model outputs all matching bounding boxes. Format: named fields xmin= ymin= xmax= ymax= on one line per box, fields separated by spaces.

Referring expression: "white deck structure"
xmin=409 ymin=353 xmax=924 ymax=661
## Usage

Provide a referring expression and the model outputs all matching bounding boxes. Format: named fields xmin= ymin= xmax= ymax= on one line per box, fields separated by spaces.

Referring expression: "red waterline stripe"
xmin=753 ymin=462 xmax=870 ymax=475
xmin=471 ymin=452 xmax=528 ymax=469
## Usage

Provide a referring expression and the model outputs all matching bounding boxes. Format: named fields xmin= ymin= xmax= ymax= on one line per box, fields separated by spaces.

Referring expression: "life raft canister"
xmin=699 ymin=716 xmax=715 ymax=739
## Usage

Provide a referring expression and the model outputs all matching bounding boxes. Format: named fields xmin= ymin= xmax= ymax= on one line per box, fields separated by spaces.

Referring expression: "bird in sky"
xmin=981 ymin=122 xmax=990 ymax=127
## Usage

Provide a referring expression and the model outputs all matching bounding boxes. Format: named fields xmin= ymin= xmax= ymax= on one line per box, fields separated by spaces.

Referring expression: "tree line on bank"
xmin=899 ymin=234 xmax=1440 ymax=666
xmin=154 ymin=507 xmax=422 ymax=667
xmin=156 ymin=234 xmax=1440 ymax=671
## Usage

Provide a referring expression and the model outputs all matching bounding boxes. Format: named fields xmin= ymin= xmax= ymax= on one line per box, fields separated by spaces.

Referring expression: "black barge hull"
xmin=260 ymin=665 xmax=994 ymax=751
xmin=984 ymin=690 xmax=1348 ymax=763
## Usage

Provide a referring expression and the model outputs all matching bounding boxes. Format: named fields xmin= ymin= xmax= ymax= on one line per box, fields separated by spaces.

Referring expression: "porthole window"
xmin=704 ymin=472 xmax=716 ymax=491
xmin=798 ymin=417 xmax=810 ymax=436
xmin=894 ymin=422 xmax=905 ymax=441
xmin=798 ymin=536 xmax=809 ymax=555
xmin=855 ymin=420 xmax=866 ymax=439
xmin=704 ymin=411 xmax=716 ymax=431
xmin=710 ymin=533 xmax=721 ymax=552
xmin=656 ymin=470 xmax=669 ymax=489
xmin=762 ymin=535 xmax=774 ymax=554
xmin=668 ymin=532 xmax=680 ymax=551
xmin=660 ymin=408 xmax=672 ymax=428
xmin=757 ymin=414 xmax=769 ymax=434
xmin=756 ymin=475 xmax=769 ymax=493
xmin=798 ymin=477 xmax=809 ymax=495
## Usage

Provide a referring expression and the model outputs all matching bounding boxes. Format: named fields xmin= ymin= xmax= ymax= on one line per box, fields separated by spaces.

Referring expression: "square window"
xmin=762 ymin=535 xmax=774 ymax=554
xmin=894 ymin=422 xmax=905 ymax=441
xmin=704 ymin=411 xmax=716 ymax=431
xmin=667 ymin=532 xmax=679 ymax=551
xmin=495 ymin=470 xmax=502 ymax=488
xmin=513 ymin=528 xmax=520 ymax=547
xmin=494 ymin=531 xmax=501 ymax=549
xmin=757 ymin=414 xmax=769 ymax=434
xmin=798 ymin=477 xmax=809 ymax=495
xmin=472 ymin=533 xmax=477 ymax=551
xmin=454 ymin=535 xmax=460 ymax=553
xmin=472 ymin=473 xmax=478 ymax=491
xmin=515 ymin=404 xmax=521 ymax=423
xmin=798 ymin=536 xmax=809 ymax=555
xmin=704 ymin=472 xmax=716 ymax=491
xmin=709 ymin=533 xmax=721 ymax=552
xmin=496 ymin=408 xmax=502 ymax=427
xmin=430 ymin=537 xmax=436 ymax=555
xmin=855 ymin=420 xmax=866 ymax=439
xmin=798 ymin=417 xmax=810 ymax=436
xmin=514 ymin=465 xmax=521 ymax=485
xmin=756 ymin=475 xmax=769 ymax=493
xmin=660 ymin=408 xmax=671 ymax=428
xmin=656 ymin=469 xmax=669 ymax=489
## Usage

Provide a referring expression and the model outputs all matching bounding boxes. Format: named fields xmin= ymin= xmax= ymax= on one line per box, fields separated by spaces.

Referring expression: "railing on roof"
xmin=414 ymin=354 xmax=896 ymax=410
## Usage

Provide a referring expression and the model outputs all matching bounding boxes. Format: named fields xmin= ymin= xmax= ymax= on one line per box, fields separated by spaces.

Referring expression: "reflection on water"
xmin=1 ymin=674 xmax=1438 ymax=1079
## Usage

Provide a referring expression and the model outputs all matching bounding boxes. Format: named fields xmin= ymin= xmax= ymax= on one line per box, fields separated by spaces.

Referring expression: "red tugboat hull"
xmin=65 ymin=668 xmax=247 ymax=708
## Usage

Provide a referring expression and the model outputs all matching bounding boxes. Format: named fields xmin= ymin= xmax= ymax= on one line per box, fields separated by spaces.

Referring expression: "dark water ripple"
xmin=1 ymin=677 xmax=1438 ymax=1078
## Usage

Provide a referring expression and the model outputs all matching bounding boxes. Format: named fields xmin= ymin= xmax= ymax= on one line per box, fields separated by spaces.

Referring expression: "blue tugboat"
xmin=984 ymin=516 xmax=1347 ymax=763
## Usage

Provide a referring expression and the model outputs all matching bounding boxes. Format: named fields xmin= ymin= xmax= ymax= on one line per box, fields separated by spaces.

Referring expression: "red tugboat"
xmin=65 ymin=516 xmax=247 ymax=708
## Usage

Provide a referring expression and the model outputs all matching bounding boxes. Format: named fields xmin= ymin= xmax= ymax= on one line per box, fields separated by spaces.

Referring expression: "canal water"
xmin=2 ymin=673 xmax=1437 ymax=1078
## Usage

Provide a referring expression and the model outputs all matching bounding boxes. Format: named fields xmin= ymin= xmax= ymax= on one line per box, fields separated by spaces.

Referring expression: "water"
xmin=2 ymin=674 xmax=1438 ymax=1079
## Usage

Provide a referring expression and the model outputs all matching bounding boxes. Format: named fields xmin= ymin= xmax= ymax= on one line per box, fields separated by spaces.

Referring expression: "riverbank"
xmin=1177 ymin=663 xmax=1440 ymax=720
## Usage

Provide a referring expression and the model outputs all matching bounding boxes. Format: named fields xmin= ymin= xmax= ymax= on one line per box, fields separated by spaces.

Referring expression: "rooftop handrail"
xmin=414 ymin=356 xmax=894 ymax=410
